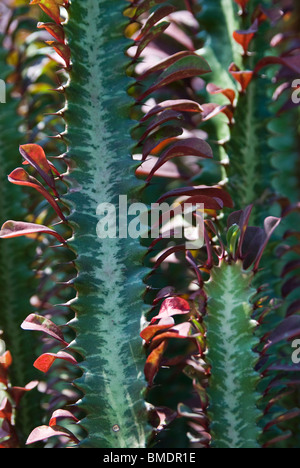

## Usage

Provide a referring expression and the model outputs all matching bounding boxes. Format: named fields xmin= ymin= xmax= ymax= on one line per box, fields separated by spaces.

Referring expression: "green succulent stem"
xmin=62 ymin=0 xmax=149 ymax=448
xmin=204 ymin=260 xmax=261 ymax=448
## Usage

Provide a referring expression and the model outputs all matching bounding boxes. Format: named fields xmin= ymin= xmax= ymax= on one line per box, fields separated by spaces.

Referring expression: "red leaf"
xmin=229 ymin=63 xmax=253 ymax=92
xmin=157 ymin=185 xmax=233 ymax=208
xmin=200 ymin=103 xmax=231 ymax=123
xmin=34 ymin=351 xmax=77 ymax=373
xmin=206 ymin=83 xmax=236 ymax=105
xmin=38 ymin=22 xmax=65 ymax=43
xmin=0 ymin=398 xmax=12 ymax=421
xmin=26 ymin=425 xmax=79 ymax=445
xmin=138 ymin=109 xmax=182 ymax=144
xmin=140 ymin=317 xmax=175 ymax=344
xmin=30 ymin=0 xmax=63 ymax=24
xmin=151 ymin=406 xmax=177 ymax=431
xmin=153 ymin=286 xmax=176 ymax=304
xmin=8 ymin=168 xmax=65 ymax=221
xmin=138 ymin=55 xmax=211 ymax=101
xmin=146 ymin=138 xmax=213 ymax=183
xmin=21 ymin=314 xmax=69 ymax=346
xmin=141 ymin=127 xmax=183 ymax=161
xmin=151 ymin=297 xmax=190 ymax=323
xmin=184 ymin=195 xmax=224 ymax=210
xmin=0 ymin=220 xmax=65 ymax=243
xmin=137 ymin=156 xmax=182 ymax=179
xmin=144 ymin=340 xmax=168 ymax=386
xmin=153 ymin=322 xmax=192 ymax=340
xmin=141 ymin=99 xmax=203 ymax=122
xmin=139 ymin=51 xmax=198 ymax=80
xmin=49 ymin=410 xmax=78 ymax=427
xmin=19 ymin=144 xmax=57 ymax=194
xmin=135 ymin=5 xmax=176 ymax=41
xmin=45 ymin=41 xmax=71 ymax=68
xmin=134 ymin=22 xmax=170 ymax=60
xmin=253 ymin=216 xmax=281 ymax=271
xmin=233 ymin=20 xmax=258 ymax=55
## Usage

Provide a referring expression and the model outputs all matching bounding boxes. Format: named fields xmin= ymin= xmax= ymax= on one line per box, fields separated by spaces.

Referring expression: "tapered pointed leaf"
xmin=146 ymin=138 xmax=213 ymax=182
xmin=151 ymin=297 xmax=190 ymax=323
xmin=21 ymin=314 xmax=69 ymax=346
xmin=0 ymin=221 xmax=65 ymax=243
xmin=38 ymin=22 xmax=65 ymax=43
xmin=135 ymin=5 xmax=176 ymax=41
xmin=138 ymin=55 xmax=211 ymax=101
xmin=229 ymin=63 xmax=253 ymax=92
xmin=30 ymin=0 xmax=64 ymax=24
xmin=26 ymin=425 xmax=79 ymax=445
xmin=141 ymin=99 xmax=203 ymax=122
xmin=19 ymin=144 xmax=57 ymax=193
xmin=8 ymin=168 xmax=65 ymax=220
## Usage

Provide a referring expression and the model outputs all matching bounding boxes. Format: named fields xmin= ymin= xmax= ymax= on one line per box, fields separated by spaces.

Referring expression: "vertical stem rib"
xmin=63 ymin=0 xmax=149 ymax=448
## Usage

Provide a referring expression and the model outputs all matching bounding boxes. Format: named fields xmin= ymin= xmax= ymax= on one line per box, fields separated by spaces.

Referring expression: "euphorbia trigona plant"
xmin=0 ymin=0 xmax=299 ymax=449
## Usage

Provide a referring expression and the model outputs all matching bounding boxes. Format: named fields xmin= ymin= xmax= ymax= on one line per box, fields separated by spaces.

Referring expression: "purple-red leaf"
xmin=19 ymin=144 xmax=57 ymax=194
xmin=144 ymin=340 xmax=168 ymax=386
xmin=138 ymin=54 xmax=211 ymax=101
xmin=134 ymin=22 xmax=170 ymax=60
xmin=8 ymin=168 xmax=65 ymax=221
xmin=45 ymin=41 xmax=71 ymax=68
xmin=141 ymin=317 xmax=175 ymax=343
xmin=37 ymin=22 xmax=65 ymax=43
xmin=139 ymin=51 xmax=197 ymax=80
xmin=200 ymin=103 xmax=231 ymax=123
xmin=146 ymin=138 xmax=213 ymax=182
xmin=21 ymin=314 xmax=69 ymax=346
xmin=49 ymin=410 xmax=78 ymax=427
xmin=26 ymin=425 xmax=79 ymax=445
xmin=253 ymin=216 xmax=281 ymax=271
xmin=141 ymin=126 xmax=183 ymax=160
xmin=265 ymin=316 xmax=300 ymax=349
xmin=157 ymin=185 xmax=233 ymax=208
xmin=141 ymin=99 xmax=203 ymax=122
xmin=151 ymin=297 xmax=191 ymax=323
xmin=135 ymin=5 xmax=176 ymax=41
xmin=139 ymin=109 xmax=182 ymax=144
xmin=149 ymin=322 xmax=193 ymax=348
xmin=0 ymin=221 xmax=65 ymax=243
